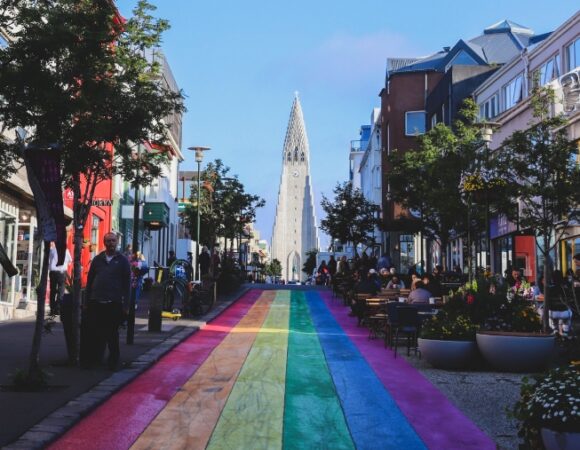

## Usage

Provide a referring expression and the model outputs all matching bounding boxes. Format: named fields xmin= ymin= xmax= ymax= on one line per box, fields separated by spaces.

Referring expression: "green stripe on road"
xmin=283 ymin=291 xmax=354 ymax=450
xmin=207 ymin=290 xmax=290 ymax=450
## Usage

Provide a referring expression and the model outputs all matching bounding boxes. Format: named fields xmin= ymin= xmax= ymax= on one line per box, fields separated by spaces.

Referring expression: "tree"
xmin=388 ymin=100 xmax=490 ymax=271
xmin=265 ymin=259 xmax=282 ymax=278
xmin=0 ymin=0 xmax=184 ymax=372
xmin=183 ymin=159 xmax=265 ymax=253
xmin=320 ymin=182 xmax=381 ymax=257
xmin=302 ymin=249 xmax=318 ymax=276
xmin=494 ymin=86 xmax=580 ymax=331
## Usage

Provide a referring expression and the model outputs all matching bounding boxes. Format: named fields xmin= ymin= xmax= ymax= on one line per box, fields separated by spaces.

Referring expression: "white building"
xmin=359 ymin=108 xmax=383 ymax=253
xmin=271 ymin=95 xmax=320 ymax=282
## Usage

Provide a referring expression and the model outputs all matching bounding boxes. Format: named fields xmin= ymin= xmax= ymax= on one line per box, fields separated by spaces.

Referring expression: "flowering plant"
xmin=445 ymin=277 xmax=542 ymax=332
xmin=481 ymin=294 xmax=542 ymax=333
xmin=459 ymin=170 xmax=506 ymax=193
xmin=508 ymin=279 xmax=535 ymax=301
xmin=511 ymin=363 xmax=580 ymax=448
xmin=420 ymin=311 xmax=478 ymax=341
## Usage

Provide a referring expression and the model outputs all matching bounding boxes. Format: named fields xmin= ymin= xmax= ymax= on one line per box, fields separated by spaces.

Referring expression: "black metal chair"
xmin=384 ymin=301 xmax=400 ymax=348
xmin=392 ymin=305 xmax=420 ymax=358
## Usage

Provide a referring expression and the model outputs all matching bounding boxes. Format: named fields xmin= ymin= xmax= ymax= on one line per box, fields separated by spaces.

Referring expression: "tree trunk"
xmin=542 ymin=237 xmax=550 ymax=333
xmin=70 ymin=223 xmax=84 ymax=364
xmin=440 ymin=238 xmax=448 ymax=272
xmin=27 ymin=240 xmax=50 ymax=383
xmin=69 ymin=176 xmax=90 ymax=365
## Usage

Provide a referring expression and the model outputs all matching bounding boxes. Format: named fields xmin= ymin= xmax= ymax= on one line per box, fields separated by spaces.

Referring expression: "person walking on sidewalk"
xmin=48 ymin=242 xmax=72 ymax=316
xmin=84 ymin=232 xmax=131 ymax=370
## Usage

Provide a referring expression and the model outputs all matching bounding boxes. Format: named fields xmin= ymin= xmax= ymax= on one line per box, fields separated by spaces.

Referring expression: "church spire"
xmin=271 ymin=94 xmax=319 ymax=282
xmin=283 ymin=94 xmax=309 ymax=165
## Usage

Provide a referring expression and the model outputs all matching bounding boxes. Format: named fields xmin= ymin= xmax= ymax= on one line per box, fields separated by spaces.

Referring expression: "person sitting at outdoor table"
xmin=407 ymin=281 xmax=431 ymax=304
xmin=422 ymin=273 xmax=442 ymax=297
xmin=349 ymin=269 xmax=379 ymax=317
xmin=410 ymin=273 xmax=420 ymax=290
xmin=386 ymin=275 xmax=405 ymax=290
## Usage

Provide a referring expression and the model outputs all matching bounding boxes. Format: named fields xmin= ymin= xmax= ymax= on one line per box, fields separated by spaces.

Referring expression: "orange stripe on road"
xmin=130 ymin=291 xmax=276 ymax=450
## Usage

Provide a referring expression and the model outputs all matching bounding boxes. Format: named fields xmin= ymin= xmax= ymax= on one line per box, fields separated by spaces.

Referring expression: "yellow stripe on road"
xmin=130 ymin=291 xmax=276 ymax=450
xmin=206 ymin=290 xmax=290 ymax=450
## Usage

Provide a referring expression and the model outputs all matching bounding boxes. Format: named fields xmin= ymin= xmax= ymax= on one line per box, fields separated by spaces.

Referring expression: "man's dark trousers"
xmin=86 ymin=301 xmax=123 ymax=369
xmin=49 ymin=270 xmax=66 ymax=314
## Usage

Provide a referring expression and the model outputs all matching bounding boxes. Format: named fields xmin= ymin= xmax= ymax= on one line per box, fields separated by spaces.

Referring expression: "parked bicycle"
xmin=185 ymin=278 xmax=216 ymax=317
xmin=161 ymin=259 xmax=193 ymax=312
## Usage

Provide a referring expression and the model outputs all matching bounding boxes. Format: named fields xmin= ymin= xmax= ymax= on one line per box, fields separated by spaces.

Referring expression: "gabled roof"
xmin=387 ymin=51 xmax=448 ymax=77
xmin=386 ymin=19 xmax=551 ymax=79
xmin=484 ymin=20 xmax=534 ymax=36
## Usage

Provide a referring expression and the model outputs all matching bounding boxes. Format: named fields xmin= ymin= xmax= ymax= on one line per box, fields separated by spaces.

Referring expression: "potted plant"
xmin=476 ymin=294 xmax=554 ymax=372
xmin=511 ymin=363 xmax=580 ymax=450
xmin=418 ymin=311 xmax=479 ymax=369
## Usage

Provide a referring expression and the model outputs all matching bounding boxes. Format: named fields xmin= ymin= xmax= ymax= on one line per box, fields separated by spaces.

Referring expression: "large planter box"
xmin=542 ymin=428 xmax=580 ymax=450
xmin=476 ymin=331 xmax=555 ymax=372
xmin=418 ymin=338 xmax=477 ymax=370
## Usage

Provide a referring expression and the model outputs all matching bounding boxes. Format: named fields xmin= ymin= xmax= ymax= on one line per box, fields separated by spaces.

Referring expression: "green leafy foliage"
xmin=302 ymin=249 xmax=318 ymax=276
xmin=420 ymin=311 xmax=478 ymax=341
xmin=387 ymin=99 xmax=488 ymax=269
xmin=493 ymin=86 xmax=580 ymax=330
xmin=182 ymin=159 xmax=265 ymax=250
xmin=320 ymin=181 xmax=381 ymax=256
xmin=264 ymin=259 xmax=282 ymax=277
xmin=510 ymin=363 xmax=580 ymax=449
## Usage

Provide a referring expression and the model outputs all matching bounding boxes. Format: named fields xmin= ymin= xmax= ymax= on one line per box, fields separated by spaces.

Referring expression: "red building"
xmin=63 ymin=144 xmax=114 ymax=285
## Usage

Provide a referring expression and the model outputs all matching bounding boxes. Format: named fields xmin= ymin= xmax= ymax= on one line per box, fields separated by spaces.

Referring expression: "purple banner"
xmin=25 ymin=147 xmax=67 ymax=265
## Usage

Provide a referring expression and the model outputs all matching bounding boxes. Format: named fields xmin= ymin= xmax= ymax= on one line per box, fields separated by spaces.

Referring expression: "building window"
xmin=565 ymin=37 xmax=580 ymax=72
xmin=405 ymin=111 xmax=426 ymax=136
xmin=430 ymin=114 xmax=437 ymax=129
xmin=533 ymin=55 xmax=560 ymax=87
xmin=478 ymin=92 xmax=499 ymax=120
xmin=502 ymin=74 xmax=524 ymax=111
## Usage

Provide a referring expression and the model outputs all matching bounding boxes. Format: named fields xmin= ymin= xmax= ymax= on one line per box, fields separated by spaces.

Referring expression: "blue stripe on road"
xmin=306 ymin=291 xmax=427 ymax=450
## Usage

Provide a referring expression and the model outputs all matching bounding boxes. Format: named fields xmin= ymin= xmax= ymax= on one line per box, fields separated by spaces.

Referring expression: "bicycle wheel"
xmin=163 ymin=283 xmax=175 ymax=311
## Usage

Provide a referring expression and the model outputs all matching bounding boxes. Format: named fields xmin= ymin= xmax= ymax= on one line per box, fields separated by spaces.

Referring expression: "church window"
xmin=294 ymin=148 xmax=298 ymax=161
xmin=287 ymin=152 xmax=291 ymax=162
xmin=300 ymin=152 xmax=305 ymax=162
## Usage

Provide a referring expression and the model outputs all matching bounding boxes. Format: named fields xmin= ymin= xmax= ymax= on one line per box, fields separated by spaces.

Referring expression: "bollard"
xmin=148 ymin=306 xmax=162 ymax=332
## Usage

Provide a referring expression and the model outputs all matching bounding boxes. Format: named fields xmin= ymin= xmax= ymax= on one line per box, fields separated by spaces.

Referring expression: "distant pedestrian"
xmin=84 ymin=232 xmax=130 ymax=370
xmin=199 ymin=246 xmax=211 ymax=277
xmin=48 ymin=242 xmax=72 ymax=316
xmin=167 ymin=250 xmax=176 ymax=267
xmin=328 ymin=255 xmax=337 ymax=277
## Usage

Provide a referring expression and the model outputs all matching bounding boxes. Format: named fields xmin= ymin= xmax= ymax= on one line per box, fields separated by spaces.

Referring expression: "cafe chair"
xmin=392 ymin=306 xmax=420 ymax=358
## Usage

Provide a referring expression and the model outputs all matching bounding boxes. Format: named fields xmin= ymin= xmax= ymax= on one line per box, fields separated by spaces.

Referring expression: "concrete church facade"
xmin=271 ymin=95 xmax=319 ymax=282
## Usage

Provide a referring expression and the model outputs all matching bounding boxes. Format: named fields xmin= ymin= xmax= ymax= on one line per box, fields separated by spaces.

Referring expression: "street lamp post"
xmin=478 ymin=122 xmax=500 ymax=271
xmin=188 ymin=146 xmax=210 ymax=282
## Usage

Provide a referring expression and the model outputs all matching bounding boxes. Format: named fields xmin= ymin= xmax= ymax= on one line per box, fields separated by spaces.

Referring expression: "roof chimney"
xmin=443 ymin=46 xmax=451 ymax=52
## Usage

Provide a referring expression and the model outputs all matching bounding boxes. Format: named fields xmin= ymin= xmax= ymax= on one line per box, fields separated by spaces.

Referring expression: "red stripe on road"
xmin=48 ymin=289 xmax=261 ymax=450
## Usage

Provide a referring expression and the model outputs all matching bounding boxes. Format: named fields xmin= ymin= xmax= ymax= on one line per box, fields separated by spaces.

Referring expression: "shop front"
xmin=490 ymin=214 xmax=536 ymax=281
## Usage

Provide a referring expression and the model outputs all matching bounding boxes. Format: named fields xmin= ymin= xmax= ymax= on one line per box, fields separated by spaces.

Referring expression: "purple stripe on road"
xmin=320 ymin=291 xmax=495 ymax=450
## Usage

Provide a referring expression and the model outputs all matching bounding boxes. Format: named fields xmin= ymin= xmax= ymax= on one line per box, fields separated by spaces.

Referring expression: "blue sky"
xmin=116 ymin=1 xmax=578 ymax=248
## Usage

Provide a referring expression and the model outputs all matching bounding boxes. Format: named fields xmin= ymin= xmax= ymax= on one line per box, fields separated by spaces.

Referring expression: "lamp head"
xmin=187 ymin=146 xmax=211 ymax=163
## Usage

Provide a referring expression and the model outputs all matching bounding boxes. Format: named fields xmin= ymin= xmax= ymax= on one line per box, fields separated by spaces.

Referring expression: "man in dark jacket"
xmin=84 ymin=232 xmax=131 ymax=370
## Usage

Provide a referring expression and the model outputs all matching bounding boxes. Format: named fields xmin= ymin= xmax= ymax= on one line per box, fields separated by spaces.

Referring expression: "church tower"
xmin=271 ymin=94 xmax=319 ymax=282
